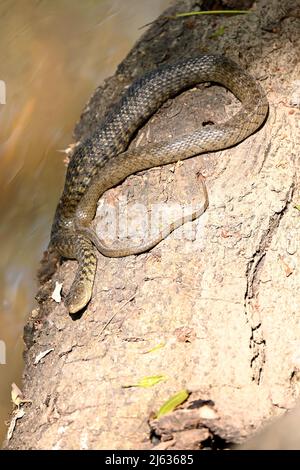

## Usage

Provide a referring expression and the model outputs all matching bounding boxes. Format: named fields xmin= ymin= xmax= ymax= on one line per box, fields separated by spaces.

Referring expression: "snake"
xmin=49 ymin=54 xmax=268 ymax=314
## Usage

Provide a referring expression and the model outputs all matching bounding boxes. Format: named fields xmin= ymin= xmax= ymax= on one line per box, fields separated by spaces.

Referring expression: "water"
xmin=0 ymin=0 xmax=170 ymax=445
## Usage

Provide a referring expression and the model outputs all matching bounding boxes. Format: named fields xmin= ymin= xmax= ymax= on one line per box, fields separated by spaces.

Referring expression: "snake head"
xmin=65 ymin=280 xmax=92 ymax=314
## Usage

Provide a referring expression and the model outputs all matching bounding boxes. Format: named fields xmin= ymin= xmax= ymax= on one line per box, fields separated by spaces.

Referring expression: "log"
xmin=5 ymin=0 xmax=300 ymax=450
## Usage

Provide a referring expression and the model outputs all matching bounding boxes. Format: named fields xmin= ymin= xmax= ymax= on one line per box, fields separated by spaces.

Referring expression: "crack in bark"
xmin=244 ymin=184 xmax=295 ymax=384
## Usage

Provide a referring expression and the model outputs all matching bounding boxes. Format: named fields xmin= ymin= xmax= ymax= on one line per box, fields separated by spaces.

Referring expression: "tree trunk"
xmin=5 ymin=0 xmax=300 ymax=450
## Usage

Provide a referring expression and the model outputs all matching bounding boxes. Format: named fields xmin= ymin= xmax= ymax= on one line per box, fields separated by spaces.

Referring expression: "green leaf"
xmin=123 ymin=375 xmax=168 ymax=389
xmin=144 ymin=343 xmax=166 ymax=354
xmin=175 ymin=10 xmax=250 ymax=18
xmin=156 ymin=389 xmax=190 ymax=418
xmin=210 ymin=25 xmax=226 ymax=38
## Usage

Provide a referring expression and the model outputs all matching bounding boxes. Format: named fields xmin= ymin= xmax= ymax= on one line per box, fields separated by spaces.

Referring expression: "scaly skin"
xmin=49 ymin=55 xmax=268 ymax=314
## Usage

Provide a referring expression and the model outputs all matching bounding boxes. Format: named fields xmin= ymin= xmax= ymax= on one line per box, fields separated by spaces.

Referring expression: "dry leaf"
xmin=34 ymin=348 xmax=54 ymax=365
xmin=11 ymin=383 xmax=23 ymax=407
xmin=11 ymin=383 xmax=32 ymax=408
xmin=51 ymin=282 xmax=63 ymax=303
xmin=7 ymin=408 xmax=25 ymax=441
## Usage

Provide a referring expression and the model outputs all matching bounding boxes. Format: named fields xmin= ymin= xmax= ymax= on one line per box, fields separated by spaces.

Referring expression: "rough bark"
xmin=4 ymin=0 xmax=300 ymax=450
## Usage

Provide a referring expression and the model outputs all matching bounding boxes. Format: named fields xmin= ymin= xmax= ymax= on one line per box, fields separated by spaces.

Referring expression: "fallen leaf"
xmin=143 ymin=343 xmax=166 ymax=354
xmin=11 ymin=383 xmax=23 ymax=407
xmin=51 ymin=282 xmax=63 ymax=303
xmin=123 ymin=375 xmax=168 ymax=388
xmin=11 ymin=383 xmax=32 ymax=408
xmin=7 ymin=408 xmax=25 ymax=441
xmin=210 ymin=25 xmax=226 ymax=38
xmin=294 ymin=205 xmax=300 ymax=211
xmin=156 ymin=389 xmax=190 ymax=418
xmin=34 ymin=348 xmax=54 ymax=365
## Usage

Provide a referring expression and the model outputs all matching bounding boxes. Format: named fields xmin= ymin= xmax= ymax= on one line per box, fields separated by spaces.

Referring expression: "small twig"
xmin=99 ymin=294 xmax=136 ymax=337
xmin=173 ymin=10 xmax=251 ymax=18
xmin=139 ymin=10 xmax=251 ymax=30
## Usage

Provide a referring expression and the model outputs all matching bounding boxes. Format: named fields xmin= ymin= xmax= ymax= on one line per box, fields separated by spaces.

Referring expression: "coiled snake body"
xmin=50 ymin=55 xmax=268 ymax=313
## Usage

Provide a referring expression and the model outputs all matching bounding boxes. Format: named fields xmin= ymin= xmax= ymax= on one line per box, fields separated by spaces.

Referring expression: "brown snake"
xmin=49 ymin=55 xmax=268 ymax=314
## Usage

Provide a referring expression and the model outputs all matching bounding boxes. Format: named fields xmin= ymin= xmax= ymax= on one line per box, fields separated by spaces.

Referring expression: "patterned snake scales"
xmin=49 ymin=55 xmax=268 ymax=313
